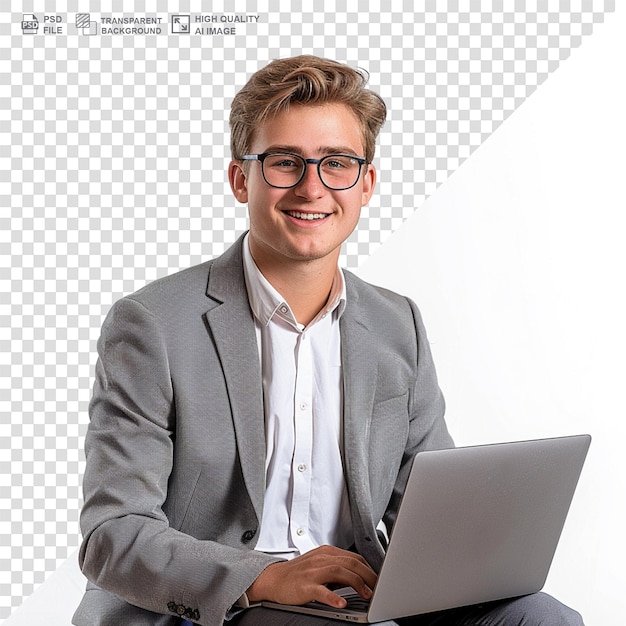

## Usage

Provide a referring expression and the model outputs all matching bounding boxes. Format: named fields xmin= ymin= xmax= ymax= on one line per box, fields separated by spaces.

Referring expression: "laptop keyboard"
xmin=305 ymin=589 xmax=370 ymax=613
xmin=341 ymin=592 xmax=370 ymax=611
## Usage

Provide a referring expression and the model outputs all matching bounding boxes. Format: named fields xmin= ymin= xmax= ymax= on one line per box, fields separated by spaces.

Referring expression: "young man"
xmin=73 ymin=56 xmax=583 ymax=625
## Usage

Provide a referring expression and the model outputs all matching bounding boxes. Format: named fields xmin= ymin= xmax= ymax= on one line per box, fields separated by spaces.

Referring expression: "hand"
xmin=247 ymin=545 xmax=377 ymax=608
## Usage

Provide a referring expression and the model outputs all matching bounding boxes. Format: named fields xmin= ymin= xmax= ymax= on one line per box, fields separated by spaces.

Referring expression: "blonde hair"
xmin=229 ymin=55 xmax=387 ymax=163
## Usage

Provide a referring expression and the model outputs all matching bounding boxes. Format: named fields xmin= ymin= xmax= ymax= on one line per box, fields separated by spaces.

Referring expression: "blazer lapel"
xmin=204 ymin=237 xmax=266 ymax=523
xmin=340 ymin=274 xmax=384 ymax=568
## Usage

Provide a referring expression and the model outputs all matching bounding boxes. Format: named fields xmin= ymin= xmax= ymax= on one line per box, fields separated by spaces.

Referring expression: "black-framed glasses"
xmin=241 ymin=152 xmax=368 ymax=191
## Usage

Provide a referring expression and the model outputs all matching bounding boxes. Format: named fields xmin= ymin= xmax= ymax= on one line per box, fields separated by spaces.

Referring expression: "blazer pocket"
xmin=370 ymin=391 xmax=410 ymax=459
xmin=166 ymin=467 xmax=202 ymax=533
xmin=174 ymin=464 xmax=257 ymax=544
xmin=371 ymin=391 xmax=410 ymax=427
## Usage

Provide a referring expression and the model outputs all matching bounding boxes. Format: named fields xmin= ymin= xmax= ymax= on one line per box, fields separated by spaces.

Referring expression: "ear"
xmin=228 ymin=160 xmax=249 ymax=203
xmin=360 ymin=163 xmax=377 ymax=207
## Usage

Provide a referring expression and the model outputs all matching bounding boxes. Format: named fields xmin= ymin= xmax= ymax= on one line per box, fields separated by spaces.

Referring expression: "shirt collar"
xmin=242 ymin=233 xmax=347 ymax=328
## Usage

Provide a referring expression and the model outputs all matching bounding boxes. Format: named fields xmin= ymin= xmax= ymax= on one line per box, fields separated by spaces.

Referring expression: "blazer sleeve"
xmin=78 ymin=296 xmax=279 ymax=625
xmin=382 ymin=297 xmax=454 ymax=534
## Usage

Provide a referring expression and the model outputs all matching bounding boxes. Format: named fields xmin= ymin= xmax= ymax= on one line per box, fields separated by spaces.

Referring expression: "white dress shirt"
xmin=242 ymin=235 xmax=353 ymax=560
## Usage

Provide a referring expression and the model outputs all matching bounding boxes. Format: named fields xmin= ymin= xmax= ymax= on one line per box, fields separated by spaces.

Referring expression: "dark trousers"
xmin=227 ymin=592 xmax=584 ymax=625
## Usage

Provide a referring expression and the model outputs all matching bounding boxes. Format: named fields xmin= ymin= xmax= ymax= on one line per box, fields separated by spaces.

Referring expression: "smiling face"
xmin=229 ymin=103 xmax=376 ymax=273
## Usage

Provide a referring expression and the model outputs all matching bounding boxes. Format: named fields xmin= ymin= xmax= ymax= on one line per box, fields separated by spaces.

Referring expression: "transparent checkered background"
xmin=0 ymin=0 xmax=615 ymax=619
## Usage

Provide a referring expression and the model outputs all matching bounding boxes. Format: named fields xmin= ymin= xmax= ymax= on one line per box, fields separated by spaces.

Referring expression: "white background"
xmin=5 ymin=6 xmax=625 ymax=626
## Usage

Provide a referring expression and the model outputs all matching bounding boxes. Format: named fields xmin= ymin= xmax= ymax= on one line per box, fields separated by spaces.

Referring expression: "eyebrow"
xmin=262 ymin=145 xmax=363 ymax=157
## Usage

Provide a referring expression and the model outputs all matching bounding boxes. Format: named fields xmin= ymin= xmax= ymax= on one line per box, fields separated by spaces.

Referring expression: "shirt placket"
xmin=290 ymin=328 xmax=316 ymax=554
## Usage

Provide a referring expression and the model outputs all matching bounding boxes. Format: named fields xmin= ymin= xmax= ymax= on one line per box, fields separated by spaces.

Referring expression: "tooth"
xmin=289 ymin=211 xmax=327 ymax=220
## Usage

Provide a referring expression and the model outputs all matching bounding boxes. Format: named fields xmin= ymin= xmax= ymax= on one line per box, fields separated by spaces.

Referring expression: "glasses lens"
xmin=262 ymin=154 xmax=305 ymax=188
xmin=319 ymin=155 xmax=362 ymax=190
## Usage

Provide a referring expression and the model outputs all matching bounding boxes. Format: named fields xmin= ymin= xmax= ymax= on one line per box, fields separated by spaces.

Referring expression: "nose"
xmin=294 ymin=161 xmax=325 ymax=199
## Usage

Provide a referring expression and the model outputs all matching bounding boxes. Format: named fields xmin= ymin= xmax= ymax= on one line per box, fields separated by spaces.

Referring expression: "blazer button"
xmin=241 ymin=529 xmax=256 ymax=543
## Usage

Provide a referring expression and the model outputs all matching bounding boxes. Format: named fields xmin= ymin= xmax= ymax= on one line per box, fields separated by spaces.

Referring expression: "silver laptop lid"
xmin=368 ymin=434 xmax=590 ymax=622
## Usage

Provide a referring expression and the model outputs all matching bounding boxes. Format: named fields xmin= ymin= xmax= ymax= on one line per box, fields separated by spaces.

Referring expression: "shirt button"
xmin=297 ymin=463 xmax=307 ymax=472
xmin=296 ymin=528 xmax=305 ymax=536
xmin=299 ymin=402 xmax=307 ymax=411
xmin=280 ymin=305 xmax=288 ymax=314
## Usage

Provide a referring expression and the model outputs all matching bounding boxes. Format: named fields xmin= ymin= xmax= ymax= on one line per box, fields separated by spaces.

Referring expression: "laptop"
xmin=261 ymin=434 xmax=591 ymax=623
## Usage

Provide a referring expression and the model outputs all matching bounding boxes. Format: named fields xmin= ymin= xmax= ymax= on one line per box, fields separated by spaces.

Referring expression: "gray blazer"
xmin=73 ymin=234 xmax=452 ymax=626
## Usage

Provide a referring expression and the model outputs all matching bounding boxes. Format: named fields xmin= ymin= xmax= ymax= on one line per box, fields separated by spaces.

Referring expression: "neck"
xmin=249 ymin=245 xmax=340 ymax=327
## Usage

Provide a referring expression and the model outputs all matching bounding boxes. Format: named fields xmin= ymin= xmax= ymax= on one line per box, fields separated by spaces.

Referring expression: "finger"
xmin=335 ymin=555 xmax=377 ymax=591
xmin=310 ymin=585 xmax=349 ymax=609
